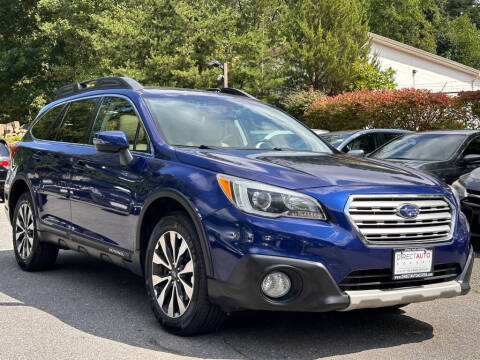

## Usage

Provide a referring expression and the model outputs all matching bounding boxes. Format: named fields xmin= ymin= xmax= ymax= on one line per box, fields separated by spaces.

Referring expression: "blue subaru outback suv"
xmin=5 ymin=77 xmax=473 ymax=335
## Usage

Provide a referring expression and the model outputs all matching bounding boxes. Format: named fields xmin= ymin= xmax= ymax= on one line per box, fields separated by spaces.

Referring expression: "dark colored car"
xmin=0 ymin=139 xmax=10 ymax=200
xmin=452 ymin=169 xmax=480 ymax=248
xmin=320 ymin=129 xmax=412 ymax=155
xmin=4 ymin=77 xmax=473 ymax=335
xmin=369 ymin=130 xmax=480 ymax=184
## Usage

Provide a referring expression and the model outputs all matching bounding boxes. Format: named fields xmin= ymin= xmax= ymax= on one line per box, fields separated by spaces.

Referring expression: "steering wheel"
xmin=256 ymin=139 xmax=276 ymax=149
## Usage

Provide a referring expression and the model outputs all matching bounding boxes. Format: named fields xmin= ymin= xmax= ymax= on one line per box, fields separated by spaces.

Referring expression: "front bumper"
xmin=208 ymin=247 xmax=474 ymax=313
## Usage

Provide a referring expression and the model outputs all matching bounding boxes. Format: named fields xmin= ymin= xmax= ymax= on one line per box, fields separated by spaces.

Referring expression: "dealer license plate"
xmin=393 ymin=248 xmax=434 ymax=280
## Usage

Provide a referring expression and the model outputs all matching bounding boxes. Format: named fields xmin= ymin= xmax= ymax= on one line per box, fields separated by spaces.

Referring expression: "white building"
xmin=369 ymin=32 xmax=480 ymax=94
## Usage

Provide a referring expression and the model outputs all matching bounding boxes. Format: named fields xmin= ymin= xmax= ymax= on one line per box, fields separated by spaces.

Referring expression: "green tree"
xmin=367 ymin=0 xmax=438 ymax=53
xmin=444 ymin=0 xmax=480 ymax=27
xmin=0 ymin=0 xmax=45 ymax=123
xmin=348 ymin=61 xmax=396 ymax=91
xmin=283 ymin=0 xmax=371 ymax=95
xmin=448 ymin=14 xmax=480 ymax=68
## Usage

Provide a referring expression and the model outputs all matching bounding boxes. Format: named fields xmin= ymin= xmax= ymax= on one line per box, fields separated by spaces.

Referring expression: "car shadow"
xmin=0 ymin=249 xmax=434 ymax=359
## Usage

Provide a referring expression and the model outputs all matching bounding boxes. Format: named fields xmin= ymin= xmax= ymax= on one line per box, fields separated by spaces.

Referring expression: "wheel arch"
xmin=8 ymin=175 xmax=35 ymax=223
xmin=136 ymin=189 xmax=213 ymax=277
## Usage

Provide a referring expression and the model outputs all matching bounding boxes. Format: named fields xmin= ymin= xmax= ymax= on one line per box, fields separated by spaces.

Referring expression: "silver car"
xmin=320 ymin=129 xmax=412 ymax=156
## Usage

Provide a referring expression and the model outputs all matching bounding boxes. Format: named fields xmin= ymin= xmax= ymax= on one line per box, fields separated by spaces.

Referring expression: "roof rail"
xmin=205 ymin=87 xmax=257 ymax=99
xmin=55 ymin=77 xmax=143 ymax=100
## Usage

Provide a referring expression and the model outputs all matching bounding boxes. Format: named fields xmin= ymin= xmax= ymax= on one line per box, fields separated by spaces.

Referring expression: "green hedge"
xmin=281 ymin=90 xmax=326 ymax=121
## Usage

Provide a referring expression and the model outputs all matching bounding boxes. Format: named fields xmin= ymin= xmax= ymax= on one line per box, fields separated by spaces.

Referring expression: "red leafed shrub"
xmin=304 ymin=88 xmax=474 ymax=131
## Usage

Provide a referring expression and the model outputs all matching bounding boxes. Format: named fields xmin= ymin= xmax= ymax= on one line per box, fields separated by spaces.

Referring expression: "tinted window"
xmin=464 ymin=136 xmax=480 ymax=155
xmin=145 ymin=94 xmax=332 ymax=153
xmin=370 ymin=133 xmax=466 ymax=161
xmin=345 ymin=133 xmax=377 ymax=153
xmin=31 ymin=105 xmax=64 ymax=140
xmin=92 ymin=97 xmax=150 ymax=152
xmin=380 ymin=132 xmax=403 ymax=144
xmin=57 ymin=99 xmax=97 ymax=143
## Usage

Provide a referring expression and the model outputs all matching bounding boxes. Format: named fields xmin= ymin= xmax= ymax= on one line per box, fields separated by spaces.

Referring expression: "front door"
xmin=441 ymin=135 xmax=480 ymax=184
xmin=69 ymin=96 xmax=152 ymax=252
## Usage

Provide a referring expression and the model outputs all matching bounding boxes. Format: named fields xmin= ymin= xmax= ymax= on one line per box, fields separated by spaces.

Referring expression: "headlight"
xmin=217 ymin=174 xmax=326 ymax=220
xmin=450 ymin=181 xmax=467 ymax=205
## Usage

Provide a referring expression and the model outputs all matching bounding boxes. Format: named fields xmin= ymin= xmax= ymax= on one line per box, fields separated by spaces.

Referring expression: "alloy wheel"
xmin=15 ymin=203 xmax=34 ymax=259
xmin=151 ymin=231 xmax=195 ymax=318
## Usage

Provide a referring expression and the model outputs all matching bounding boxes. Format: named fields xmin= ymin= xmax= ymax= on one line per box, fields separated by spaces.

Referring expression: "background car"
xmin=369 ymin=130 xmax=480 ymax=184
xmin=452 ymin=169 xmax=480 ymax=249
xmin=0 ymin=139 xmax=10 ymax=201
xmin=320 ymin=129 xmax=412 ymax=155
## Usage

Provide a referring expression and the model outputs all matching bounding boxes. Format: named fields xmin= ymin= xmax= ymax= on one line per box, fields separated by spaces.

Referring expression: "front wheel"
xmin=145 ymin=212 xmax=225 ymax=335
xmin=12 ymin=192 xmax=58 ymax=270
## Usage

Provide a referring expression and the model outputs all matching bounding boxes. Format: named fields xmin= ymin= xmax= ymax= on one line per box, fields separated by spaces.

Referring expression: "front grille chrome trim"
xmin=345 ymin=194 xmax=456 ymax=247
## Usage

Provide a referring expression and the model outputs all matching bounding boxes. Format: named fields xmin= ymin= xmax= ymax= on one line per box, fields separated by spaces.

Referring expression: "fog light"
xmin=261 ymin=271 xmax=291 ymax=298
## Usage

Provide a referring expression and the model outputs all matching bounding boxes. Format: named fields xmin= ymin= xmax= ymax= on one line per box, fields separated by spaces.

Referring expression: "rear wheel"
xmin=145 ymin=212 xmax=225 ymax=335
xmin=12 ymin=192 xmax=58 ymax=270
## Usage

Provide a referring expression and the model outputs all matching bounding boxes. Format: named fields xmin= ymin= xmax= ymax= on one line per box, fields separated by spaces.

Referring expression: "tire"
xmin=12 ymin=192 xmax=59 ymax=271
xmin=145 ymin=211 xmax=225 ymax=336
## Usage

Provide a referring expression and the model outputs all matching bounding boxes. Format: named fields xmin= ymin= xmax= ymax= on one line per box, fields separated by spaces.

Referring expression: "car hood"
xmin=175 ymin=148 xmax=440 ymax=189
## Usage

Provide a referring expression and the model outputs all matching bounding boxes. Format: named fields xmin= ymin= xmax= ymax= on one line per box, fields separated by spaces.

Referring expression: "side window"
xmin=57 ymin=99 xmax=97 ymax=144
xmin=92 ymin=97 xmax=150 ymax=152
xmin=31 ymin=105 xmax=64 ymax=140
xmin=346 ymin=133 xmax=377 ymax=153
xmin=135 ymin=122 xmax=150 ymax=151
xmin=464 ymin=136 xmax=480 ymax=156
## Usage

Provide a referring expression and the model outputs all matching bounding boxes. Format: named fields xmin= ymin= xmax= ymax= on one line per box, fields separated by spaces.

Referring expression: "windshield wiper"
xmin=387 ymin=157 xmax=415 ymax=160
xmin=172 ymin=144 xmax=216 ymax=149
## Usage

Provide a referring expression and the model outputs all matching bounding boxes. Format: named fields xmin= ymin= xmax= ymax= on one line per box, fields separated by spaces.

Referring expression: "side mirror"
xmin=347 ymin=149 xmax=365 ymax=157
xmin=463 ymin=154 xmax=480 ymax=164
xmin=93 ymin=131 xmax=133 ymax=166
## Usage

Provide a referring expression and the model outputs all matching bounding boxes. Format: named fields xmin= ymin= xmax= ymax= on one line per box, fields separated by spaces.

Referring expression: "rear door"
xmin=43 ymin=97 xmax=99 ymax=230
xmin=28 ymin=104 xmax=73 ymax=231
xmin=69 ymin=96 xmax=152 ymax=252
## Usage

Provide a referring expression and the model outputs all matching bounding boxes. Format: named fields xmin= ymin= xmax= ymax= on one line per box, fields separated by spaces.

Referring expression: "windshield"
xmin=370 ymin=133 xmax=466 ymax=161
xmin=320 ymin=131 xmax=357 ymax=148
xmin=145 ymin=93 xmax=333 ymax=153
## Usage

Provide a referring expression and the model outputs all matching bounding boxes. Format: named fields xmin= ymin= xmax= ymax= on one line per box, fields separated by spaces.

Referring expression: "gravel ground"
xmin=0 ymin=204 xmax=478 ymax=360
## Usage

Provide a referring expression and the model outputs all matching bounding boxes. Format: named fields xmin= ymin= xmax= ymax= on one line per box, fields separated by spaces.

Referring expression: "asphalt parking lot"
xmin=0 ymin=205 xmax=479 ymax=360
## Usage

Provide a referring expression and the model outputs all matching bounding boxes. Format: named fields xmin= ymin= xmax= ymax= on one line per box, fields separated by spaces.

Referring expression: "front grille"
xmin=339 ymin=263 xmax=460 ymax=291
xmin=346 ymin=195 xmax=454 ymax=245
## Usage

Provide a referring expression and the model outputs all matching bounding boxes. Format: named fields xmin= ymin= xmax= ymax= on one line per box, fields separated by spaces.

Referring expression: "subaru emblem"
xmin=396 ymin=204 xmax=420 ymax=219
